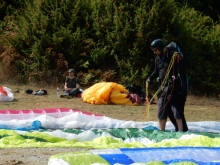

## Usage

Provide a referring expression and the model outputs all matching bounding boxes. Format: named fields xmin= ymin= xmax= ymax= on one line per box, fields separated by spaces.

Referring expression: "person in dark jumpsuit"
xmin=147 ymin=39 xmax=188 ymax=132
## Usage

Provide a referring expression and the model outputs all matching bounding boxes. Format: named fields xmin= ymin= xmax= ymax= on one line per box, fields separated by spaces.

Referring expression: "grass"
xmin=0 ymin=83 xmax=220 ymax=122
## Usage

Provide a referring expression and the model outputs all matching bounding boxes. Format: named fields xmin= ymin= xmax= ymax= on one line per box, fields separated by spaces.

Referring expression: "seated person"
xmin=63 ymin=69 xmax=82 ymax=97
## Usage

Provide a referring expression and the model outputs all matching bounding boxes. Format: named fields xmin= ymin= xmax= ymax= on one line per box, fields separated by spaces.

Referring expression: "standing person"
xmin=166 ymin=42 xmax=189 ymax=132
xmin=147 ymin=39 xmax=188 ymax=132
xmin=63 ymin=69 xmax=82 ymax=97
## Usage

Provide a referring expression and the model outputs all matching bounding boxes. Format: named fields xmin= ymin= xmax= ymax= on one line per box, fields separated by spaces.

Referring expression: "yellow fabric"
xmin=82 ymin=82 xmax=138 ymax=105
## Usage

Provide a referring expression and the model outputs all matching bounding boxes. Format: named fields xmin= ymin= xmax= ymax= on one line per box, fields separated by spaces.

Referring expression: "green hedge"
xmin=1 ymin=0 xmax=220 ymax=95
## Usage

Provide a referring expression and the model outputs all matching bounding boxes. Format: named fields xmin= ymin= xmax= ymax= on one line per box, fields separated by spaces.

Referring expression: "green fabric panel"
xmin=62 ymin=128 xmax=220 ymax=142
xmin=50 ymin=152 xmax=110 ymax=165
xmin=73 ymin=128 xmax=181 ymax=142
xmin=0 ymin=129 xmax=20 ymax=136
xmin=1 ymin=129 xmax=220 ymax=148
xmin=0 ymin=133 xmax=143 ymax=148
xmin=77 ymin=129 xmax=218 ymax=141
xmin=104 ymin=129 xmax=220 ymax=142
xmin=146 ymin=135 xmax=220 ymax=147
xmin=192 ymin=131 xmax=220 ymax=138
xmin=91 ymin=136 xmax=144 ymax=148
xmin=63 ymin=128 xmax=84 ymax=134
xmin=23 ymin=132 xmax=68 ymax=142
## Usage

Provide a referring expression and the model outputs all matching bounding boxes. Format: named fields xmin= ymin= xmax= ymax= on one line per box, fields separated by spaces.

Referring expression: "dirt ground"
xmin=0 ymin=84 xmax=220 ymax=165
xmin=0 ymin=148 xmax=87 ymax=165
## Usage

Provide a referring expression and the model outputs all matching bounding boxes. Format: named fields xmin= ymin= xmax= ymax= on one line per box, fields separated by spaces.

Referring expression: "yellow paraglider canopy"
xmin=81 ymin=82 xmax=139 ymax=105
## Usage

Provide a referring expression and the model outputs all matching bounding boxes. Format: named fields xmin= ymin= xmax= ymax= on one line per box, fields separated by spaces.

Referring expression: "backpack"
xmin=167 ymin=42 xmax=190 ymax=68
xmin=166 ymin=42 xmax=181 ymax=52
xmin=126 ymin=84 xmax=155 ymax=104
xmin=167 ymin=42 xmax=189 ymax=95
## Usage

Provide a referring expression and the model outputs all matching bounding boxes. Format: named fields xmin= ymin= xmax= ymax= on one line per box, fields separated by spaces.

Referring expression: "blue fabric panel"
xmin=120 ymin=147 xmax=220 ymax=163
xmin=163 ymin=159 xmax=220 ymax=165
xmin=99 ymin=154 xmax=134 ymax=165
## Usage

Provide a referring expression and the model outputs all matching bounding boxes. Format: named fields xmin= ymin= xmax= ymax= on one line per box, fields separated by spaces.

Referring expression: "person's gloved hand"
xmin=146 ymin=77 xmax=151 ymax=84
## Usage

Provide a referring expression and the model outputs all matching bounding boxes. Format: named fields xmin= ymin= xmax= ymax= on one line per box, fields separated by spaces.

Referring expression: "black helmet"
xmin=151 ymin=39 xmax=165 ymax=51
xmin=68 ymin=69 xmax=75 ymax=73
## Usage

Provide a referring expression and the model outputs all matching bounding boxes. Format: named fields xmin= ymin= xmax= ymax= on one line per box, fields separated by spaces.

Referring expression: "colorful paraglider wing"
xmin=0 ymin=108 xmax=220 ymax=164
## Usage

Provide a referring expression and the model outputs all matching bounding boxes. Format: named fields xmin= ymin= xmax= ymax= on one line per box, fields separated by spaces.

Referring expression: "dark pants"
xmin=157 ymin=85 xmax=188 ymax=132
xmin=68 ymin=88 xmax=81 ymax=97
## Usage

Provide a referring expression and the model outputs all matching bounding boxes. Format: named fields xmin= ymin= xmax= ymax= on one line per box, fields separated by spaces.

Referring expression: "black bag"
xmin=25 ymin=89 xmax=33 ymax=94
xmin=32 ymin=90 xmax=48 ymax=95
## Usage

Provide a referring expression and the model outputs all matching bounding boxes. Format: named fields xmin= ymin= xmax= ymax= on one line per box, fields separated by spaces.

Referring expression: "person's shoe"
xmin=60 ymin=95 xmax=72 ymax=99
xmin=66 ymin=95 xmax=73 ymax=99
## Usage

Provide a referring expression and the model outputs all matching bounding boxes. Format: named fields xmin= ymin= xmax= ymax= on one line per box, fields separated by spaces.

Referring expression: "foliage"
xmin=171 ymin=6 xmax=220 ymax=95
xmin=175 ymin=0 xmax=220 ymax=23
xmin=79 ymin=69 xmax=117 ymax=86
xmin=0 ymin=0 xmax=220 ymax=95
xmin=4 ymin=0 xmax=93 ymax=82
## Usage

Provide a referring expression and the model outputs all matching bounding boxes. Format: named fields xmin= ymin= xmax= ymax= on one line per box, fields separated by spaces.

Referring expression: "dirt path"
xmin=0 ymin=148 xmax=87 ymax=165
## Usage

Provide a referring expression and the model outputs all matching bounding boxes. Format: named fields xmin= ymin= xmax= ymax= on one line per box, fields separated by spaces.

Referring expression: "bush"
xmin=1 ymin=0 xmax=220 ymax=95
